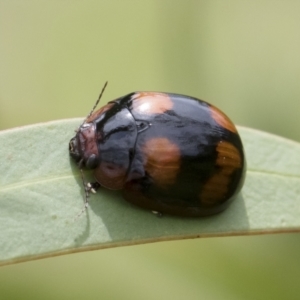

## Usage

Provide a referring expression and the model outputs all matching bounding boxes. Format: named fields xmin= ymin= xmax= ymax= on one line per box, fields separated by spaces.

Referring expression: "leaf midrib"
xmin=0 ymin=173 xmax=76 ymax=193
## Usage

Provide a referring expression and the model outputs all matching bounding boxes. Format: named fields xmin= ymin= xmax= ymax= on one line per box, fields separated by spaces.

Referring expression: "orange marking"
xmin=210 ymin=105 xmax=237 ymax=133
xmin=132 ymin=92 xmax=173 ymax=114
xmin=200 ymin=141 xmax=242 ymax=205
xmin=86 ymin=102 xmax=115 ymax=123
xmin=94 ymin=161 xmax=127 ymax=190
xmin=216 ymin=141 xmax=242 ymax=169
xmin=142 ymin=138 xmax=181 ymax=188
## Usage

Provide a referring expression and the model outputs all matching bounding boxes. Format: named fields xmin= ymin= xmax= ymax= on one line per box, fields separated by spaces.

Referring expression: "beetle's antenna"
xmin=74 ymin=168 xmax=90 ymax=220
xmin=80 ymin=169 xmax=90 ymax=209
xmin=77 ymin=81 xmax=107 ymax=198
xmin=80 ymin=81 xmax=108 ymax=127
xmin=74 ymin=82 xmax=107 ymax=220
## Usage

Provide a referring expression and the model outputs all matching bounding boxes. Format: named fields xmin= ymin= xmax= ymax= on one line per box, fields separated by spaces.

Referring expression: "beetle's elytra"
xmin=69 ymin=87 xmax=246 ymax=217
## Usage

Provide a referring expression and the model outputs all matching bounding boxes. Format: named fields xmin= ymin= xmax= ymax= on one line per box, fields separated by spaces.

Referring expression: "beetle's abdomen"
xmin=123 ymin=92 xmax=245 ymax=216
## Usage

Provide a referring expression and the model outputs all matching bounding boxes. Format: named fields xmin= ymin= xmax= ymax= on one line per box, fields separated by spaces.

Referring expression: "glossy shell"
xmin=69 ymin=92 xmax=246 ymax=217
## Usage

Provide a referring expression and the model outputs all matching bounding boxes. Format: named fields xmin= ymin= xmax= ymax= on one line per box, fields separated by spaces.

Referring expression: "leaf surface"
xmin=0 ymin=120 xmax=299 ymax=265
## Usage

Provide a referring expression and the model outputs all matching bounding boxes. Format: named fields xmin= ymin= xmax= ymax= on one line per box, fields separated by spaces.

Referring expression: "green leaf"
xmin=0 ymin=120 xmax=299 ymax=266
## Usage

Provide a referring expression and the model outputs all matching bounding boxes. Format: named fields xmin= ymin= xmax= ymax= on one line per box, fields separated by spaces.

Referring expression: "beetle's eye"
xmin=69 ymin=137 xmax=82 ymax=162
xmin=86 ymin=154 xmax=99 ymax=169
xmin=69 ymin=137 xmax=75 ymax=152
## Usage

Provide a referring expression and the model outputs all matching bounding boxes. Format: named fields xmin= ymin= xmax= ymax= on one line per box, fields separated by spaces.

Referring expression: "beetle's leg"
xmin=152 ymin=211 xmax=163 ymax=218
xmin=86 ymin=182 xmax=101 ymax=194
xmin=75 ymin=174 xmax=101 ymax=220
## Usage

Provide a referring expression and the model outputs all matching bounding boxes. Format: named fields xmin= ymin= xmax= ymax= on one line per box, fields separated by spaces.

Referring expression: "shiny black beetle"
xmin=69 ymin=83 xmax=246 ymax=217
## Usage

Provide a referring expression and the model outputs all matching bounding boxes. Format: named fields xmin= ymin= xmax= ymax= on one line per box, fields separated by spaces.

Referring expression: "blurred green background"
xmin=1 ymin=1 xmax=300 ymax=299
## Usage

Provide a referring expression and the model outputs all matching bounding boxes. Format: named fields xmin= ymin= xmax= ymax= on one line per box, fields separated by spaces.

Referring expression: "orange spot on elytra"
xmin=210 ymin=105 xmax=237 ymax=133
xmin=200 ymin=141 xmax=242 ymax=205
xmin=216 ymin=141 xmax=242 ymax=169
xmin=142 ymin=138 xmax=181 ymax=187
xmin=132 ymin=92 xmax=173 ymax=115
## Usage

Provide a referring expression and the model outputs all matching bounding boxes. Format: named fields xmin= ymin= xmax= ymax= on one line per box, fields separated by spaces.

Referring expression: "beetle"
xmin=69 ymin=83 xmax=246 ymax=217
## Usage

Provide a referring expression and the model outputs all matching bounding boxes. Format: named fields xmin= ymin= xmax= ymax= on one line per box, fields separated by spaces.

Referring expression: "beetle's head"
xmin=69 ymin=122 xmax=100 ymax=169
xmin=69 ymin=81 xmax=108 ymax=171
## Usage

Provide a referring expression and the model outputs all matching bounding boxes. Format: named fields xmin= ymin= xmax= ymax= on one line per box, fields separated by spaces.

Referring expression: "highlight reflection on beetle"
xmin=69 ymin=83 xmax=246 ymax=217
